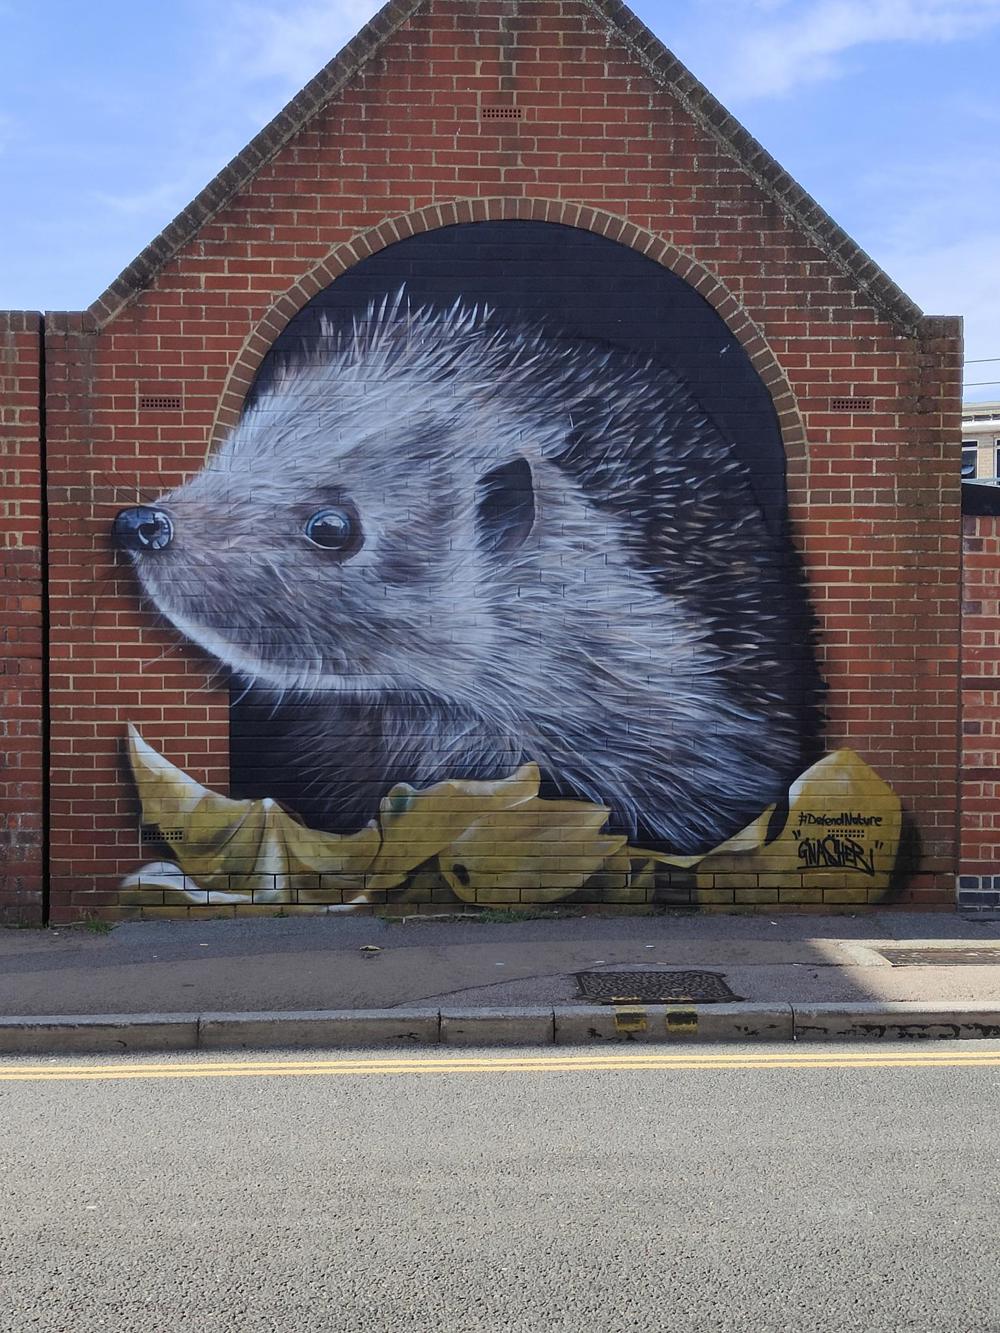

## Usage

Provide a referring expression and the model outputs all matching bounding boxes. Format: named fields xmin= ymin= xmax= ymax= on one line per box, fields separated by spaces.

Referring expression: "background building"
xmin=963 ymin=401 xmax=1000 ymax=481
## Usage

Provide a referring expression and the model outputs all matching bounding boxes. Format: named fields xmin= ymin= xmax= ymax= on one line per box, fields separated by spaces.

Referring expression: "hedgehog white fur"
xmin=123 ymin=293 xmax=818 ymax=853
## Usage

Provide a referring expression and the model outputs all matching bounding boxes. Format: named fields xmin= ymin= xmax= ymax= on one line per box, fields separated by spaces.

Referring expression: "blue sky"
xmin=2 ymin=0 xmax=998 ymax=399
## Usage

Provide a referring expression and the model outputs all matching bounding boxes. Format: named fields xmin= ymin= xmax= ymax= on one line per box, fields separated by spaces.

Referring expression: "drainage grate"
xmin=576 ymin=970 xmax=742 ymax=1004
xmin=879 ymin=947 xmax=1000 ymax=967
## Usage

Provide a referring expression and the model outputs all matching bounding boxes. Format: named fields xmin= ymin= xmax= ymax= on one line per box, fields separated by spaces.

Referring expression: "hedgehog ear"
xmin=475 ymin=456 xmax=535 ymax=556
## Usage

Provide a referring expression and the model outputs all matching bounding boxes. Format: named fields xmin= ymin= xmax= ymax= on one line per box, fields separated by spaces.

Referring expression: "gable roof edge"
xmin=584 ymin=0 xmax=924 ymax=335
xmin=89 ymin=0 xmax=926 ymax=336
xmin=87 ymin=0 xmax=425 ymax=326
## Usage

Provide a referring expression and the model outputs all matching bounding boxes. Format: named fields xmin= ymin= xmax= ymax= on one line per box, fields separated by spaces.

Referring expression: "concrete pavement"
xmin=6 ymin=909 xmax=1000 ymax=1012
xmin=6 ymin=910 xmax=1000 ymax=1048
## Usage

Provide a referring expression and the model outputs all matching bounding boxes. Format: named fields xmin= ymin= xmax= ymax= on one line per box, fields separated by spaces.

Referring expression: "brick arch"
xmin=210 ymin=197 xmax=808 ymax=471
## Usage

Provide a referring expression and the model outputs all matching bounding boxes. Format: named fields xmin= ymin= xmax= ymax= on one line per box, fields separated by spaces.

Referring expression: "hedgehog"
xmin=113 ymin=293 xmax=820 ymax=854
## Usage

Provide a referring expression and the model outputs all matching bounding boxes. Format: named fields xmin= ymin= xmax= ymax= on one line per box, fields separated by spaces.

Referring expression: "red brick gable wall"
xmin=0 ymin=312 xmax=45 ymax=921
xmin=28 ymin=0 xmax=962 ymax=919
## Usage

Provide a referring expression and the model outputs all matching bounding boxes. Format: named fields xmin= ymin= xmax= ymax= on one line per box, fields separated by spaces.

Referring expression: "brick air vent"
xmin=481 ymin=106 xmax=522 ymax=120
xmin=141 ymin=825 xmax=183 ymax=844
xmin=139 ymin=395 xmax=183 ymax=411
xmin=831 ymin=397 xmax=874 ymax=412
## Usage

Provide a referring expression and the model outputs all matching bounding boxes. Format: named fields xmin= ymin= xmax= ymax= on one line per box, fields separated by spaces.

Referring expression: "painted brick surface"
xmin=0 ymin=312 xmax=45 ymax=921
xmin=4 ymin=0 xmax=964 ymax=919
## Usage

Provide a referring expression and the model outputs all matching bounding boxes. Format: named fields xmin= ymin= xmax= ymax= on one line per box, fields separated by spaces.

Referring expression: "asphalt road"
xmin=1 ymin=1042 xmax=999 ymax=1332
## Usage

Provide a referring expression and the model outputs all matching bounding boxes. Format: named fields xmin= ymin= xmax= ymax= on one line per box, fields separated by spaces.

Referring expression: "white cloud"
xmin=692 ymin=0 xmax=1000 ymax=100
xmin=81 ymin=1 xmax=384 ymax=243
xmin=853 ymin=155 xmax=992 ymax=255
xmin=218 ymin=0 xmax=382 ymax=90
xmin=93 ymin=173 xmax=221 ymax=219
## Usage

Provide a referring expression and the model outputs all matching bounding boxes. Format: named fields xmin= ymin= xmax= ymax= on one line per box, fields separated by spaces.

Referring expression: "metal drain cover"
xmin=879 ymin=947 xmax=1000 ymax=967
xmin=576 ymin=970 xmax=742 ymax=1004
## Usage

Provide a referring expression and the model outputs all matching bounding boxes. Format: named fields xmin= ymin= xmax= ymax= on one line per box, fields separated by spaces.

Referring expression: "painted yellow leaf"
xmin=365 ymin=765 xmax=542 ymax=892
xmin=438 ymin=798 xmax=626 ymax=904
xmin=126 ymin=725 xmax=380 ymax=901
xmin=687 ymin=749 xmax=901 ymax=894
xmin=583 ymin=844 xmax=645 ymax=902
xmin=123 ymin=725 xmax=901 ymax=911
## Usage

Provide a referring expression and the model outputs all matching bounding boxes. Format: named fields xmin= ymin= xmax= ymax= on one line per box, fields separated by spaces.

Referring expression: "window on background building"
xmin=963 ymin=444 xmax=978 ymax=479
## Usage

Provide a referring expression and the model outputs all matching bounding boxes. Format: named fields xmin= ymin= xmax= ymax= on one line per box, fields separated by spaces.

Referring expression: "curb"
xmin=2 ymin=1001 xmax=1000 ymax=1053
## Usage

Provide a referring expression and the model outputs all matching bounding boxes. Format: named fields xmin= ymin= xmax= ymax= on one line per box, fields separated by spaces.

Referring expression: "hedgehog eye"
xmin=304 ymin=507 xmax=360 ymax=555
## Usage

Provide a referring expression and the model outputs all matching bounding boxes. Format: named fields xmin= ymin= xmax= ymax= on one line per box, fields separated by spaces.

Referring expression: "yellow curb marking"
xmin=665 ymin=1007 xmax=699 ymax=1033
xmin=613 ymin=1005 xmax=648 ymax=1033
xmin=1 ymin=1048 xmax=1000 ymax=1082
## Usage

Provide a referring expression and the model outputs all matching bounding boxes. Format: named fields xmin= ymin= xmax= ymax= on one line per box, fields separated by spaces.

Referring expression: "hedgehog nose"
xmin=113 ymin=506 xmax=174 ymax=552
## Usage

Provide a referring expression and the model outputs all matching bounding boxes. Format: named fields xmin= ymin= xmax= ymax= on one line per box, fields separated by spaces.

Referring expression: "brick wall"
xmin=960 ymin=514 xmax=1000 ymax=909
xmin=7 ymin=0 xmax=965 ymax=920
xmin=0 ymin=311 xmax=45 ymax=922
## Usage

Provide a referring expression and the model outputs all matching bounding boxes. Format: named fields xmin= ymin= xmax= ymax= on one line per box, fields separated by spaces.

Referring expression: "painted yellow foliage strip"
xmin=122 ymin=726 xmax=625 ymax=906
xmin=123 ymin=726 xmax=379 ymax=902
xmin=122 ymin=727 xmax=901 ymax=908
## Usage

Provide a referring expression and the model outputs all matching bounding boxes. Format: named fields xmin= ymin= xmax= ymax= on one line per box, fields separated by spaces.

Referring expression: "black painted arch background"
xmin=230 ymin=220 xmax=819 ymax=832
xmin=247 ymin=221 xmax=789 ymax=535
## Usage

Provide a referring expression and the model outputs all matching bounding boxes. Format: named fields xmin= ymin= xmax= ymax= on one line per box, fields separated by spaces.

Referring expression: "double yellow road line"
xmin=2 ymin=1047 xmax=1000 ymax=1083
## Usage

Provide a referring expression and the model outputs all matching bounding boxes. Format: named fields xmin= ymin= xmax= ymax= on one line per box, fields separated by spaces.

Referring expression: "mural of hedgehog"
xmin=114 ymin=293 xmax=820 ymax=854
